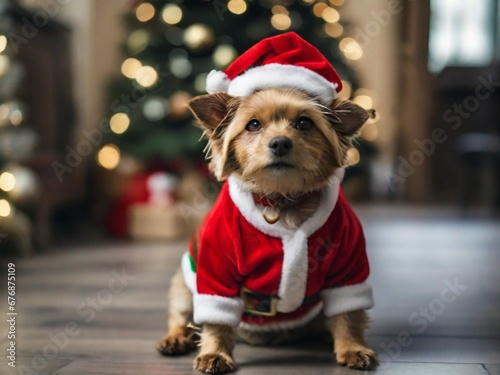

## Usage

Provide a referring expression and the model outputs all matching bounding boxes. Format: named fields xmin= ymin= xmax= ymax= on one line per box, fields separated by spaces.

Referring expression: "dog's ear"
xmin=187 ymin=93 xmax=238 ymax=134
xmin=188 ymin=93 xmax=240 ymax=181
xmin=329 ymin=99 xmax=375 ymax=136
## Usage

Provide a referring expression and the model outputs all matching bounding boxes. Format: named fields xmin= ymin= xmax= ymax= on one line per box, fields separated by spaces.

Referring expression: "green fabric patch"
xmin=188 ymin=253 xmax=196 ymax=273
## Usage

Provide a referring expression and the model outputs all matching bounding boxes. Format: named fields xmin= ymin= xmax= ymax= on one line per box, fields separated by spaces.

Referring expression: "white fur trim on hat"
xmin=206 ymin=70 xmax=230 ymax=94
xmin=211 ymin=63 xmax=338 ymax=105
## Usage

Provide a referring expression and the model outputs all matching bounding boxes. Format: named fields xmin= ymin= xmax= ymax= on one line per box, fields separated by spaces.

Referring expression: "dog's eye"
xmin=296 ymin=117 xmax=314 ymax=130
xmin=245 ymin=119 xmax=261 ymax=132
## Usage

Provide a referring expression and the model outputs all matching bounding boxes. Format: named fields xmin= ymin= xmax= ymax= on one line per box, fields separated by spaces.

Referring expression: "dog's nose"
xmin=268 ymin=137 xmax=293 ymax=157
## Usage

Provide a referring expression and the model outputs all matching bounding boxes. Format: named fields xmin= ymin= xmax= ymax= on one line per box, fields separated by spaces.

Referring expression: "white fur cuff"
xmin=320 ymin=283 xmax=374 ymax=317
xmin=193 ymin=294 xmax=245 ymax=326
xmin=181 ymin=252 xmax=197 ymax=294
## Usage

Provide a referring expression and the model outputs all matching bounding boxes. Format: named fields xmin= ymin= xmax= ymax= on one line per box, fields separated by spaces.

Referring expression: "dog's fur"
xmin=157 ymin=88 xmax=378 ymax=373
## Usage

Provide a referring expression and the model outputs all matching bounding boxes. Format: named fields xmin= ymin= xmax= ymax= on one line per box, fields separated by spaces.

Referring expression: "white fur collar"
xmin=227 ymin=168 xmax=344 ymax=313
xmin=228 ymin=168 xmax=344 ymax=239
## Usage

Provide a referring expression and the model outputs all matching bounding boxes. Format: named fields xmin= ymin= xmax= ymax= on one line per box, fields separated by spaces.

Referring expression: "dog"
xmin=157 ymin=32 xmax=378 ymax=373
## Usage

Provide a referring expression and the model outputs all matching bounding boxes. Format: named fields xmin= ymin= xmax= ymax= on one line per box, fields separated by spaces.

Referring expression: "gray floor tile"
xmin=3 ymin=357 xmax=72 ymax=375
xmin=368 ymin=336 xmax=500 ymax=364
xmin=485 ymin=364 xmax=500 ymax=375
xmin=54 ymin=361 xmax=194 ymax=375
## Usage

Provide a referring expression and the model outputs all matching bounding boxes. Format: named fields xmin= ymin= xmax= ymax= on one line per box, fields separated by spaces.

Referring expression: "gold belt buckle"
xmin=240 ymin=287 xmax=278 ymax=317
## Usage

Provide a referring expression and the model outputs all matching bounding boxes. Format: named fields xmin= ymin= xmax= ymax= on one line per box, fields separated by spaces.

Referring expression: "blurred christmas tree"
xmin=0 ymin=2 xmax=38 ymax=254
xmin=98 ymin=0 xmax=379 ymax=175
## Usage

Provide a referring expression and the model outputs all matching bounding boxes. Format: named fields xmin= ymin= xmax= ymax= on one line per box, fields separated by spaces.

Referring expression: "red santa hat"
xmin=206 ymin=32 xmax=342 ymax=105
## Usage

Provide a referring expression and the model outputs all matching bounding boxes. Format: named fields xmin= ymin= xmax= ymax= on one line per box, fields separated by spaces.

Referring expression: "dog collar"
xmin=252 ymin=191 xmax=316 ymax=208
xmin=252 ymin=191 xmax=318 ymax=224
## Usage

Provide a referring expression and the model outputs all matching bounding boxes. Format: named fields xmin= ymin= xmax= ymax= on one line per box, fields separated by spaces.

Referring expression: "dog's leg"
xmin=157 ymin=268 xmax=196 ymax=355
xmin=329 ymin=310 xmax=379 ymax=370
xmin=195 ymin=324 xmax=236 ymax=374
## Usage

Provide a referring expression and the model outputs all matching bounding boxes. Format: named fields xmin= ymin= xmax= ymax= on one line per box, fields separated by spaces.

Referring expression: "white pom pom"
xmin=206 ymin=70 xmax=230 ymax=94
xmin=147 ymin=172 xmax=178 ymax=193
xmin=147 ymin=172 xmax=178 ymax=207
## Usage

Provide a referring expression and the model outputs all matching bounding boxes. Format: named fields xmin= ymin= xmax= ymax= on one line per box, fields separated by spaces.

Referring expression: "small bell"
xmin=262 ymin=206 xmax=280 ymax=224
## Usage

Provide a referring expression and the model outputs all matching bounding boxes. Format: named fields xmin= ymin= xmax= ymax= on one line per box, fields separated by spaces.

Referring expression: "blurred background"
xmin=0 ymin=0 xmax=499 ymax=254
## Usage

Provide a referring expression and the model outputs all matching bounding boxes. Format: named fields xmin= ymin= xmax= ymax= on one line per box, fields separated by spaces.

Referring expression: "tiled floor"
xmin=0 ymin=207 xmax=499 ymax=374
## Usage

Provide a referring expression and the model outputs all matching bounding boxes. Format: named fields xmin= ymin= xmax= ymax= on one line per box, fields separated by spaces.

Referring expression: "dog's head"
xmin=188 ymin=88 xmax=374 ymax=196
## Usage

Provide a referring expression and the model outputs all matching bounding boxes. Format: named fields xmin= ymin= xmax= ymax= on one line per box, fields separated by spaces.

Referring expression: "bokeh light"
xmin=183 ymin=24 xmax=215 ymax=52
xmin=97 ymin=145 xmax=121 ymax=170
xmin=213 ymin=44 xmax=237 ymax=68
xmin=0 ymin=55 xmax=10 ymax=77
xmin=337 ymin=80 xmax=352 ymax=100
xmin=143 ymin=97 xmax=169 ymax=121
xmin=323 ymin=23 xmax=343 ymax=38
xmin=121 ymin=58 xmax=142 ymax=79
xmin=136 ymin=3 xmax=155 ymax=22
xmin=360 ymin=123 xmax=379 ymax=141
xmin=9 ymin=109 xmax=23 ymax=126
xmin=0 ymin=172 xmax=15 ymax=192
xmin=339 ymin=37 xmax=363 ymax=60
xmin=127 ymin=29 xmax=150 ymax=54
xmin=0 ymin=35 xmax=7 ymax=53
xmin=347 ymin=147 xmax=360 ymax=165
xmin=194 ymin=73 xmax=208 ymax=92
xmin=322 ymin=7 xmax=340 ymax=23
xmin=353 ymin=88 xmax=372 ymax=97
xmin=169 ymin=91 xmax=192 ymax=119
xmin=0 ymin=104 xmax=8 ymax=126
xmin=169 ymin=56 xmax=192 ymax=78
xmin=272 ymin=5 xmax=288 ymax=15
xmin=313 ymin=3 xmax=328 ymax=17
xmin=161 ymin=4 xmax=182 ymax=25
xmin=228 ymin=0 xmax=247 ymax=15
xmin=0 ymin=199 xmax=11 ymax=217
xmin=353 ymin=95 xmax=373 ymax=109
xmin=110 ymin=113 xmax=130 ymax=134
xmin=271 ymin=14 xmax=291 ymax=30
xmin=135 ymin=66 xmax=158 ymax=88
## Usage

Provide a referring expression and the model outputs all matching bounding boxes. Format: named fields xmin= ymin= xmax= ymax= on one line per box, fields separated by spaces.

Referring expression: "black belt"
xmin=241 ymin=288 xmax=321 ymax=317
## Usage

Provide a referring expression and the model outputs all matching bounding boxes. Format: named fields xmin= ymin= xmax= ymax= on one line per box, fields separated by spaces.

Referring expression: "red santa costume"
xmin=181 ymin=32 xmax=374 ymax=331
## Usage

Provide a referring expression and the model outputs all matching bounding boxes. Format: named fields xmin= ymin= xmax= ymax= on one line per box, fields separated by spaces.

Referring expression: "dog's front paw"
xmin=195 ymin=353 xmax=235 ymax=374
xmin=336 ymin=348 xmax=379 ymax=371
xmin=157 ymin=333 xmax=195 ymax=356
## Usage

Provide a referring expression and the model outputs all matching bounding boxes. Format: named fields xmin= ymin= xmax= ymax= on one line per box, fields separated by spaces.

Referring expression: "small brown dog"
xmin=157 ymin=32 xmax=378 ymax=373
